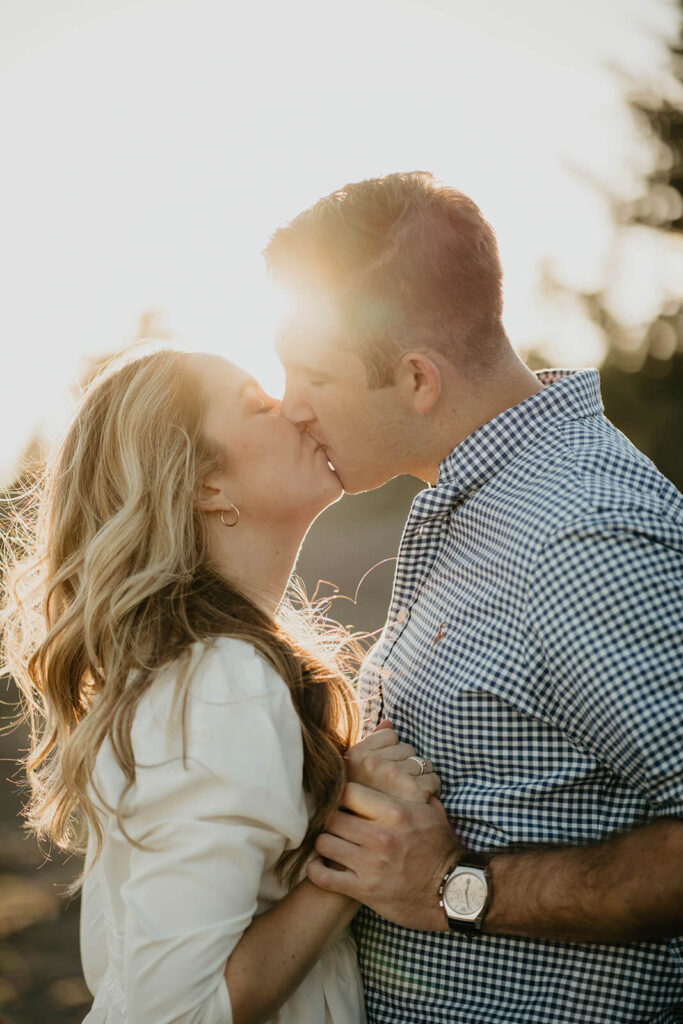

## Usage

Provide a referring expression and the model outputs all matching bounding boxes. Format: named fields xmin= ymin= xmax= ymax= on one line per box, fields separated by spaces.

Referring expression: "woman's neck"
xmin=206 ymin=515 xmax=306 ymax=615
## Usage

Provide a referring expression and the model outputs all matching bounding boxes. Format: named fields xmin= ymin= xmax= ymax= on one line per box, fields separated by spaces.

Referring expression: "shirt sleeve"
xmin=525 ymin=511 xmax=683 ymax=818
xmin=119 ymin=640 xmax=307 ymax=1024
xmin=80 ymin=851 xmax=109 ymax=997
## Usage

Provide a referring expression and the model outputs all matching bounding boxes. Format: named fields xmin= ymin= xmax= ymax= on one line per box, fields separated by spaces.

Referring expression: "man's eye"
xmin=309 ymin=379 xmax=326 ymax=388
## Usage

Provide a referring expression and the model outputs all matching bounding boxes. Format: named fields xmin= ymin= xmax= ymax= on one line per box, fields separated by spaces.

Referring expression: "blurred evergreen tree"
xmin=577 ymin=3 xmax=683 ymax=488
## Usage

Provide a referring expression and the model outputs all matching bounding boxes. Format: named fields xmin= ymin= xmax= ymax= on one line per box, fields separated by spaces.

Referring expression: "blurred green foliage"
xmin=601 ymin=352 xmax=683 ymax=489
xmin=572 ymin=2 xmax=683 ymax=489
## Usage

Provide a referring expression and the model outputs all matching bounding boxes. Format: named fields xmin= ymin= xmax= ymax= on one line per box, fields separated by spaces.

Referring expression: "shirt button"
xmin=396 ymin=608 xmax=408 ymax=623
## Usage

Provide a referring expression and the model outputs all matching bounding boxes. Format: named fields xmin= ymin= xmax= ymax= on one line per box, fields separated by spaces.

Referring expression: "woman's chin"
xmin=308 ymin=480 xmax=344 ymax=520
xmin=321 ymin=481 xmax=344 ymax=508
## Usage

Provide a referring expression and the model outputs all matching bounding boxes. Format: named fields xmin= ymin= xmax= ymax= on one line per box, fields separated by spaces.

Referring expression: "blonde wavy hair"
xmin=1 ymin=347 xmax=359 ymax=890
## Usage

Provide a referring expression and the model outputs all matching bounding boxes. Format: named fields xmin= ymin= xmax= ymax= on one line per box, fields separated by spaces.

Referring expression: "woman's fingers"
xmin=418 ymin=772 xmax=441 ymax=798
xmin=387 ymin=771 xmax=440 ymax=803
xmin=362 ymin=726 xmax=400 ymax=749
xmin=345 ymin=726 xmax=399 ymax=786
xmin=368 ymin=741 xmax=417 ymax=763
xmin=345 ymin=726 xmax=440 ymax=802
xmin=348 ymin=755 xmax=440 ymax=802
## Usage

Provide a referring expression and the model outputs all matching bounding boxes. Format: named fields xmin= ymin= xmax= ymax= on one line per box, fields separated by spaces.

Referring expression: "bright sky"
xmin=0 ymin=0 xmax=680 ymax=483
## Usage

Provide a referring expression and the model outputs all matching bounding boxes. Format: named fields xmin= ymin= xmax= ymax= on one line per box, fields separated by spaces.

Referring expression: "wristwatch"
xmin=439 ymin=852 xmax=492 ymax=933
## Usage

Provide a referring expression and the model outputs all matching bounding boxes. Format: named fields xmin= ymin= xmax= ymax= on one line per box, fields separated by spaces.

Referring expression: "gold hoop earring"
xmin=220 ymin=504 xmax=240 ymax=528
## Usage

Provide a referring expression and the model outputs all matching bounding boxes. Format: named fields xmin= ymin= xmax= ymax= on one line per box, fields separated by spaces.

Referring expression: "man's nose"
xmin=280 ymin=389 xmax=314 ymax=427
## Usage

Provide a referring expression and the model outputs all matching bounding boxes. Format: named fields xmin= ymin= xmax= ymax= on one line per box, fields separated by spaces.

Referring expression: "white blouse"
xmin=80 ymin=637 xmax=366 ymax=1024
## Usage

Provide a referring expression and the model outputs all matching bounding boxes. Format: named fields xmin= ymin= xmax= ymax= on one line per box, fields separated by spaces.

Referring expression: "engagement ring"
xmin=408 ymin=754 xmax=434 ymax=776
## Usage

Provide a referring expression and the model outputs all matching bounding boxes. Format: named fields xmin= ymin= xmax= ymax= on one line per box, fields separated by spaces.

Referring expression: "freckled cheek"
xmin=239 ymin=439 xmax=300 ymax=477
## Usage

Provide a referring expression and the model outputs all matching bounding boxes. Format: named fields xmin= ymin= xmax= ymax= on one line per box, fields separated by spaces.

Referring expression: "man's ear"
xmin=396 ymin=352 xmax=442 ymax=415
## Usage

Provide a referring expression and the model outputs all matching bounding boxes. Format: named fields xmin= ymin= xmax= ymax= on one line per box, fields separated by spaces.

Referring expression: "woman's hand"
xmin=345 ymin=721 xmax=440 ymax=803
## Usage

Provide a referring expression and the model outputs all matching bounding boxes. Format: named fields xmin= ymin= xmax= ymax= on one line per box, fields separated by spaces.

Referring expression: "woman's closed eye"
xmin=244 ymin=384 xmax=276 ymax=414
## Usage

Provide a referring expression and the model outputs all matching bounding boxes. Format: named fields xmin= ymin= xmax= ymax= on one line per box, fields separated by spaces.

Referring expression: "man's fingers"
xmin=325 ymin=808 xmax=374 ymax=842
xmin=340 ymin=783 xmax=452 ymax=827
xmin=315 ymin=830 xmax=361 ymax=870
xmin=373 ymin=719 xmax=394 ymax=732
xmin=307 ymin=856 xmax=359 ymax=897
xmin=340 ymin=782 xmax=407 ymax=821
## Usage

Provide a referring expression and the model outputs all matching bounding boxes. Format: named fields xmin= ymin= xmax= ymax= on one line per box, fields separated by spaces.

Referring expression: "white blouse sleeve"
xmin=80 ymin=851 xmax=109 ymax=997
xmin=119 ymin=640 xmax=307 ymax=1024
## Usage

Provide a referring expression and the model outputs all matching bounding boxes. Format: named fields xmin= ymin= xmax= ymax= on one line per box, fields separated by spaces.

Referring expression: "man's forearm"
xmin=485 ymin=817 xmax=683 ymax=943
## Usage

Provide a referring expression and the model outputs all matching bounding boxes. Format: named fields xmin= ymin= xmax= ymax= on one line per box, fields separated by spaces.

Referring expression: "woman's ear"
xmin=195 ymin=480 xmax=225 ymax=514
xmin=396 ymin=352 xmax=442 ymax=415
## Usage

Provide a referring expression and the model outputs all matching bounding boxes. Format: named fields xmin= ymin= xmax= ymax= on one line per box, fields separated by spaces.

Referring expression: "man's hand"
xmin=345 ymin=721 xmax=441 ymax=803
xmin=308 ymin=783 xmax=683 ymax=942
xmin=307 ymin=783 xmax=462 ymax=930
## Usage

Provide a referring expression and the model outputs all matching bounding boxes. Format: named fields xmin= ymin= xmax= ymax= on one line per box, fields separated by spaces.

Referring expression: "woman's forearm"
xmin=224 ymin=877 xmax=357 ymax=1024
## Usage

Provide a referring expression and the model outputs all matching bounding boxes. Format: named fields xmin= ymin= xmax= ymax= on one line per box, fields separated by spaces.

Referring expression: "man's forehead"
xmin=276 ymin=328 xmax=328 ymax=364
xmin=275 ymin=301 xmax=344 ymax=364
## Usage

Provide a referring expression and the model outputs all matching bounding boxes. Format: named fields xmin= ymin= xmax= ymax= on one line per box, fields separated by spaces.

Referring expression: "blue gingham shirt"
xmin=355 ymin=370 xmax=683 ymax=1023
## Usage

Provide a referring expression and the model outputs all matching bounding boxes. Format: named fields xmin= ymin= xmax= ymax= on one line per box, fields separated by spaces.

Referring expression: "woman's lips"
xmin=320 ymin=446 xmax=336 ymax=472
xmin=310 ymin=435 xmax=336 ymax=472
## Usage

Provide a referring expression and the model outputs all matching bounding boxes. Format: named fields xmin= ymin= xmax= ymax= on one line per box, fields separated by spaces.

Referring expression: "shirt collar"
xmin=410 ymin=369 xmax=603 ymax=519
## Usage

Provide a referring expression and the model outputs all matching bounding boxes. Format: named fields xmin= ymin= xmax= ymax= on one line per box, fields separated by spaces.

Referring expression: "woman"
xmin=2 ymin=347 xmax=438 ymax=1023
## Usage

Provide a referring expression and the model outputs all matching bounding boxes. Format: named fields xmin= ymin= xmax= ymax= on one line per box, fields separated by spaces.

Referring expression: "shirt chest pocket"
xmin=381 ymin=596 xmax=528 ymax=713
xmin=380 ymin=610 xmax=569 ymax=779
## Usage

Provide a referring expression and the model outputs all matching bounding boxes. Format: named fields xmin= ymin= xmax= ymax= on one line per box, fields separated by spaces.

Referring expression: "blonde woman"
xmin=2 ymin=348 xmax=439 ymax=1024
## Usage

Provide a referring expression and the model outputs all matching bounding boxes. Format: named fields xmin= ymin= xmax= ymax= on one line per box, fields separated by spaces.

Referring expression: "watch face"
xmin=444 ymin=870 xmax=487 ymax=918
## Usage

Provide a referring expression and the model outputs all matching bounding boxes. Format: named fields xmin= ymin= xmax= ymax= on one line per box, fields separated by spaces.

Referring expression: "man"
xmin=266 ymin=172 xmax=683 ymax=1022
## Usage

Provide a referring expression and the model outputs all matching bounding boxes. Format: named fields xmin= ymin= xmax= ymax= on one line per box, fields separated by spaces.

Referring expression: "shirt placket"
xmin=369 ymin=488 xmax=463 ymax=723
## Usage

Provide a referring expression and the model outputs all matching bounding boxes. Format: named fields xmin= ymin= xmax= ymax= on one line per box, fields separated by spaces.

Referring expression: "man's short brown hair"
xmin=265 ymin=171 xmax=508 ymax=387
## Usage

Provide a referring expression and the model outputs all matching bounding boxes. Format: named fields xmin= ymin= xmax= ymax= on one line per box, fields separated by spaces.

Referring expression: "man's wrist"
xmin=438 ymin=851 xmax=493 ymax=933
xmin=429 ymin=840 xmax=467 ymax=931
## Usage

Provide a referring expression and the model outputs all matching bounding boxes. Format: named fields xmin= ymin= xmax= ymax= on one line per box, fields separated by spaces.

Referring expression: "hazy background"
xmin=1 ymin=0 xmax=682 ymax=1019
